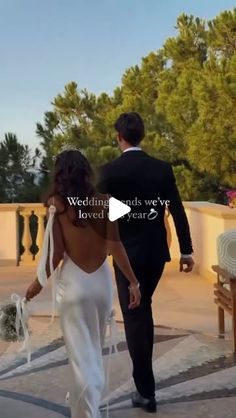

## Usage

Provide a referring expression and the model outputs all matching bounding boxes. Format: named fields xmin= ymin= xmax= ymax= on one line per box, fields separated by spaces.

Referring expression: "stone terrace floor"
xmin=0 ymin=262 xmax=236 ymax=418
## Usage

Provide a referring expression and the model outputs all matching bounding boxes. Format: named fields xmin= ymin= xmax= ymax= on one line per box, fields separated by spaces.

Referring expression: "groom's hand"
xmin=129 ymin=285 xmax=141 ymax=309
xmin=179 ymin=256 xmax=194 ymax=273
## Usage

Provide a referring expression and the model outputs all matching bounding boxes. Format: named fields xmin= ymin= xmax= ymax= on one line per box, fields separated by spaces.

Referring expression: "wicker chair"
xmin=212 ymin=228 xmax=236 ymax=353
xmin=212 ymin=265 xmax=236 ymax=352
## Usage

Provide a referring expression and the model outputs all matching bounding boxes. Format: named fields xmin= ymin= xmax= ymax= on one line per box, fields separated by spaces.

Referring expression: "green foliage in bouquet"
xmin=0 ymin=303 xmax=24 ymax=342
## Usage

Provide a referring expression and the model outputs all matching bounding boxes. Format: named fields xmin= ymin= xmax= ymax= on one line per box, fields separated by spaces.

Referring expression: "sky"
xmin=0 ymin=0 xmax=236 ymax=148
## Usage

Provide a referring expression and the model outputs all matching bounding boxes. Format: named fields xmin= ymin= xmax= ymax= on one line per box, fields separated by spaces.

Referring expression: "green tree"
xmin=0 ymin=133 xmax=41 ymax=202
xmin=37 ymin=82 xmax=120 ymax=168
xmin=36 ymin=9 xmax=236 ymax=202
xmin=155 ymin=11 xmax=236 ymax=199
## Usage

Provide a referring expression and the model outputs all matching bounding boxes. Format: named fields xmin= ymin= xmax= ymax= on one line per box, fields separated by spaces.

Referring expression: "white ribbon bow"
xmin=11 ymin=293 xmax=31 ymax=364
xmin=37 ymin=204 xmax=58 ymax=322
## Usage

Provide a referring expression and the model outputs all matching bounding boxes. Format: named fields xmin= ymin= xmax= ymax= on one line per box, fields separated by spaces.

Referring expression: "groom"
xmin=98 ymin=112 xmax=194 ymax=412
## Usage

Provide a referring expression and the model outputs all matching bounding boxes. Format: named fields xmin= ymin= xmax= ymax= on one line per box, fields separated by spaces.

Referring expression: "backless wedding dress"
xmin=37 ymin=205 xmax=114 ymax=418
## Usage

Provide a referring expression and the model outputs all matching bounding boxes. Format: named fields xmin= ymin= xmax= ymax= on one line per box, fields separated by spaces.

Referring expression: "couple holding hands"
xmin=25 ymin=112 xmax=194 ymax=417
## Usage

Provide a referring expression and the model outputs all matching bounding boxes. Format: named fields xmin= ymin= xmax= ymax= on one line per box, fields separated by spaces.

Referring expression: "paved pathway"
xmin=1 ymin=262 xmax=236 ymax=417
xmin=0 ymin=261 xmax=232 ymax=333
xmin=1 ymin=319 xmax=236 ymax=417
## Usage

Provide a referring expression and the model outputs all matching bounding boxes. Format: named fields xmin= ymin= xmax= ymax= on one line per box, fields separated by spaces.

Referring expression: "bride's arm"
xmin=106 ymin=219 xmax=141 ymax=308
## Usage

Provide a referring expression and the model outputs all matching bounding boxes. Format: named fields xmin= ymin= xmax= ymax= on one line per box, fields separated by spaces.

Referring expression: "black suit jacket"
xmin=97 ymin=150 xmax=193 ymax=266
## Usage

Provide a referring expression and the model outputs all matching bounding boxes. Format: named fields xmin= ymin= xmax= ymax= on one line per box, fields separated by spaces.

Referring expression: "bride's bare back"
xmin=27 ymin=195 xmax=140 ymax=309
xmin=50 ymin=193 xmax=111 ymax=274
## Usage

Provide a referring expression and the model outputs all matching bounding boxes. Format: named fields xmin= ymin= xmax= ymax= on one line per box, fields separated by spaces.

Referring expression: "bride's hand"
xmin=128 ymin=283 xmax=141 ymax=309
xmin=25 ymin=278 xmax=43 ymax=301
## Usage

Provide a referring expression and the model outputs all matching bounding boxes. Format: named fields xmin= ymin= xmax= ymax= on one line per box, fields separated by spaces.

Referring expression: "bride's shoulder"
xmin=94 ymin=192 xmax=109 ymax=203
xmin=92 ymin=192 xmax=109 ymax=211
xmin=94 ymin=192 xmax=109 ymax=200
xmin=46 ymin=194 xmax=65 ymax=214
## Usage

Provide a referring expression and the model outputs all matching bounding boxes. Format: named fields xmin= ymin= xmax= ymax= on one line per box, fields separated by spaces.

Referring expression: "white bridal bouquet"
xmin=0 ymin=294 xmax=31 ymax=362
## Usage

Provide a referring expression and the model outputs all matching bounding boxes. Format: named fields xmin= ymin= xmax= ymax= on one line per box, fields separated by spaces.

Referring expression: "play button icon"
xmin=108 ymin=197 xmax=131 ymax=222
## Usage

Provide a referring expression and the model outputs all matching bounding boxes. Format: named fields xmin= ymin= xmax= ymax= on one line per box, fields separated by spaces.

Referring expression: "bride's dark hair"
xmin=46 ymin=149 xmax=95 ymax=226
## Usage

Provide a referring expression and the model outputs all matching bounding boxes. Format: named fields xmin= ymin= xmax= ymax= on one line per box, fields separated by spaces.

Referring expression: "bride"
xmin=25 ymin=149 xmax=141 ymax=418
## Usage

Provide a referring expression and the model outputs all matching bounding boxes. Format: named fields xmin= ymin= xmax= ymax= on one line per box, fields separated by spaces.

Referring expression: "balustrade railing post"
xmin=35 ymin=212 xmax=45 ymax=261
xmin=18 ymin=204 xmax=46 ymax=266
xmin=21 ymin=211 xmax=33 ymax=264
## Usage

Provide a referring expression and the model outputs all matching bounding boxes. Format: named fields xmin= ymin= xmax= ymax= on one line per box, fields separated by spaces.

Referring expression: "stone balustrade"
xmin=168 ymin=202 xmax=236 ymax=281
xmin=0 ymin=203 xmax=46 ymax=266
xmin=20 ymin=203 xmax=46 ymax=265
xmin=0 ymin=202 xmax=235 ymax=281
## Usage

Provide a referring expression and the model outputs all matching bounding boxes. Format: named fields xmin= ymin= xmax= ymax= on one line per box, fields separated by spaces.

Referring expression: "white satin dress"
xmin=37 ymin=205 xmax=114 ymax=418
xmin=57 ymin=254 xmax=113 ymax=418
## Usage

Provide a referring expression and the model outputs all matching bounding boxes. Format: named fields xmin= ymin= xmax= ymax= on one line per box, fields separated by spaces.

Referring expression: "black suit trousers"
xmin=114 ymin=260 xmax=165 ymax=399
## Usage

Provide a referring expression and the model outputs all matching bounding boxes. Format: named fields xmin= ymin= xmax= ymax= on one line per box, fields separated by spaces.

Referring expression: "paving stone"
xmin=1 ymin=264 xmax=236 ymax=417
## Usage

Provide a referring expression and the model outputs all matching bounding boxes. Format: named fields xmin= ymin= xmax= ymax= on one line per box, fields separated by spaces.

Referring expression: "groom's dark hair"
xmin=114 ymin=112 xmax=145 ymax=146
